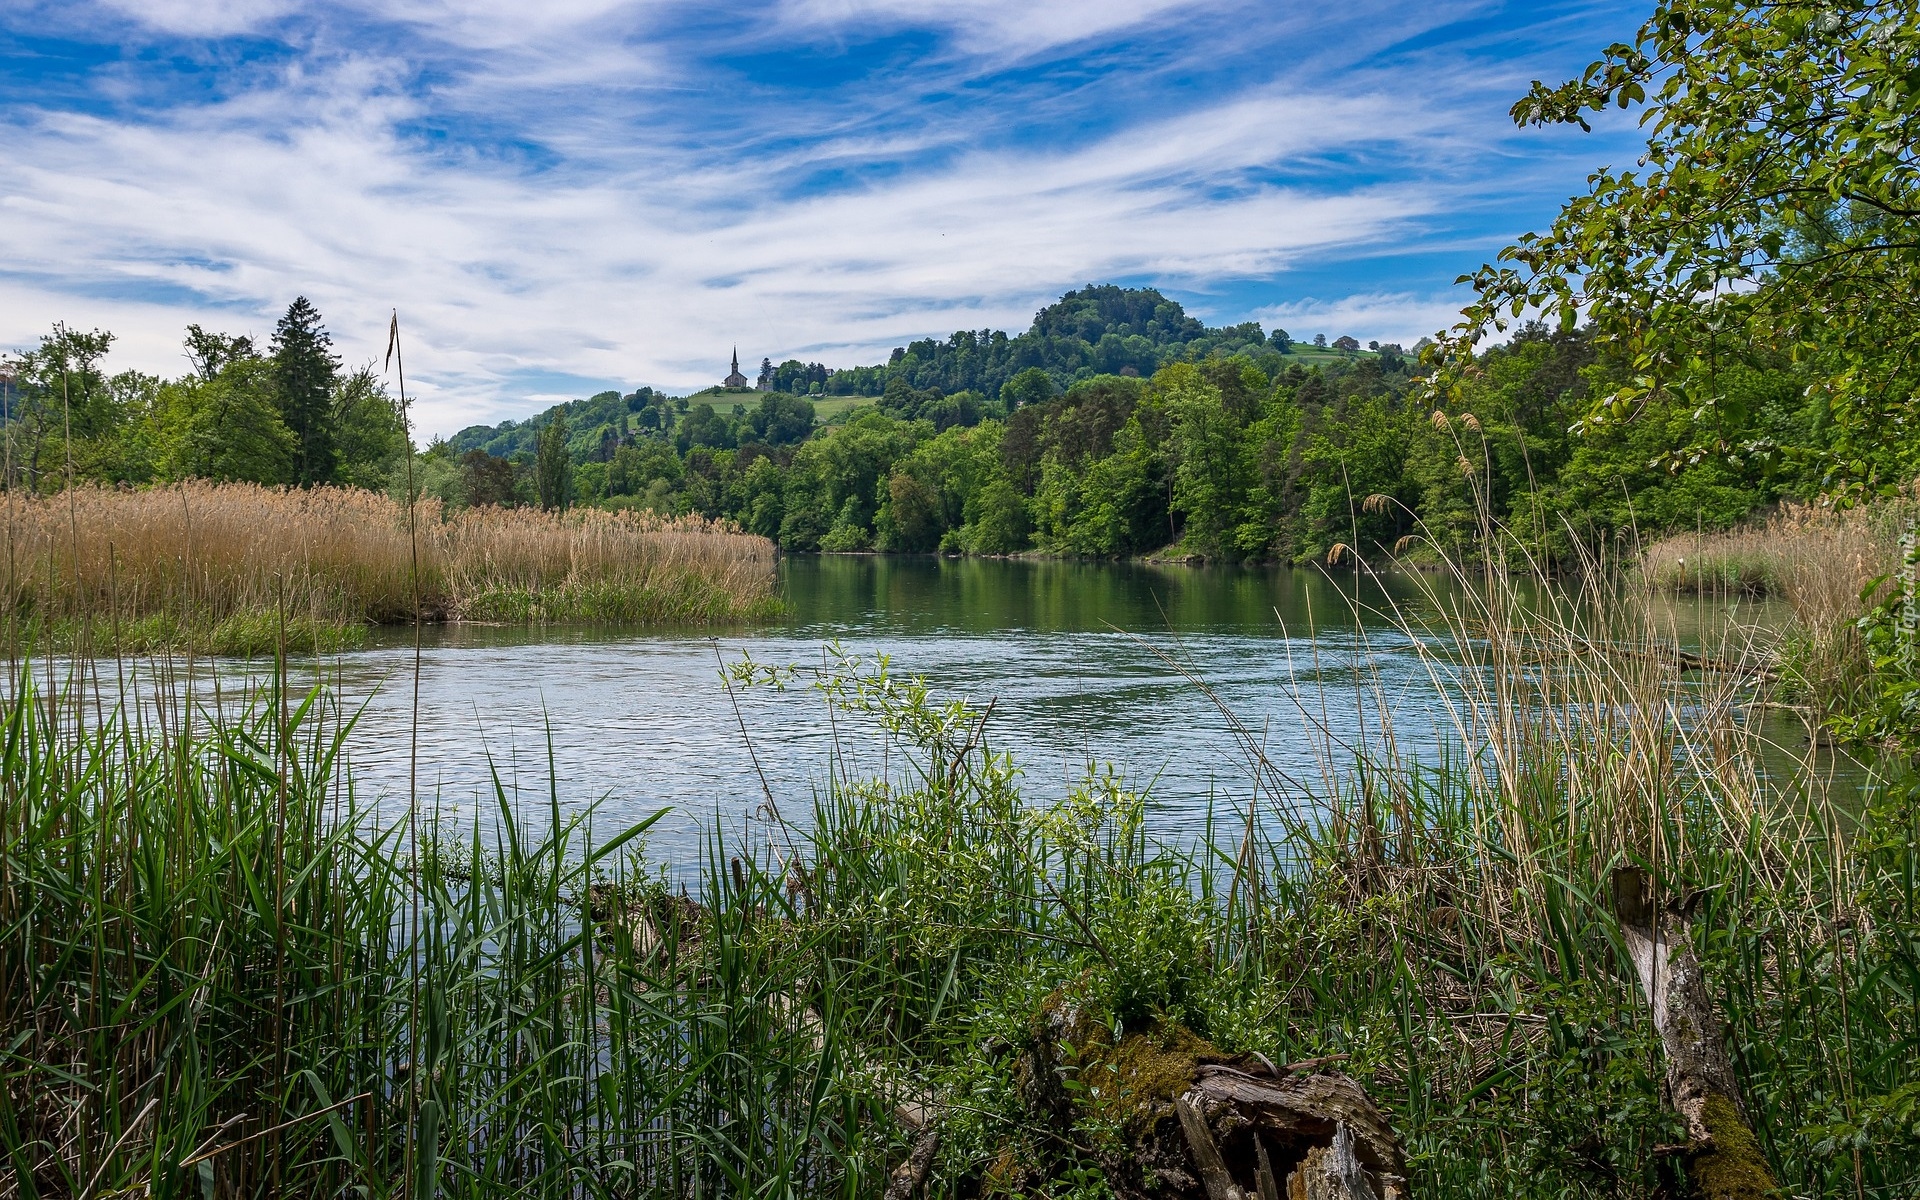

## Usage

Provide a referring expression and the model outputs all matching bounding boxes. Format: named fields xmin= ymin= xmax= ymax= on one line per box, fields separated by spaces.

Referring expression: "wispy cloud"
xmin=92 ymin=0 xmax=300 ymax=37
xmin=775 ymin=0 xmax=1207 ymax=57
xmin=1252 ymin=291 xmax=1477 ymax=351
xmin=0 ymin=0 xmax=1647 ymax=435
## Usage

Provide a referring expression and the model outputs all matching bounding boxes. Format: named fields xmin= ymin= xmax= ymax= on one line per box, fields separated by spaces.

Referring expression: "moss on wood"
xmin=1690 ymin=1094 xmax=1777 ymax=1200
xmin=1084 ymin=1023 xmax=1220 ymax=1140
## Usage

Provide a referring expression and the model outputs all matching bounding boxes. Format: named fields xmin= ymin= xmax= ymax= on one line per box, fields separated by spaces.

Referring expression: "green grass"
xmin=21 ymin=610 xmax=371 ymax=657
xmin=811 ymin=394 xmax=877 ymax=424
xmin=451 ymin=577 xmax=785 ymax=625
xmin=3 ymin=561 xmax=1916 ymax=1197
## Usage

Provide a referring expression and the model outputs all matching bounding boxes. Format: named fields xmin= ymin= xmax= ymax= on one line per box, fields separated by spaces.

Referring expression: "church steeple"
xmin=722 ymin=345 xmax=750 ymax=389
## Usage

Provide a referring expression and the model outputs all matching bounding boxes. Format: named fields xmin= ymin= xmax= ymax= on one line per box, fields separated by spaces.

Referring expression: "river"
xmin=100 ymin=555 xmax=1835 ymax=867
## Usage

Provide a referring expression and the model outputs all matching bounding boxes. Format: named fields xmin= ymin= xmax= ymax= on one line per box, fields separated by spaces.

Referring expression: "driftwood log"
xmin=1018 ymin=989 xmax=1406 ymax=1200
xmin=1612 ymin=868 xmax=1777 ymax=1200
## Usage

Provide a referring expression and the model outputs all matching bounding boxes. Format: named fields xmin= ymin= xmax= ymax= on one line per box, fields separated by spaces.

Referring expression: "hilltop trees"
xmin=865 ymin=285 xmax=1282 ymax=399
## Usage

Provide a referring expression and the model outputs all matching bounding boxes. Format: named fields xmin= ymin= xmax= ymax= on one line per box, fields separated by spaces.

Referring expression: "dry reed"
xmin=1643 ymin=497 xmax=1918 ymax=720
xmin=1642 ymin=499 xmax=1905 ymax=607
xmin=0 ymin=481 xmax=779 ymax=650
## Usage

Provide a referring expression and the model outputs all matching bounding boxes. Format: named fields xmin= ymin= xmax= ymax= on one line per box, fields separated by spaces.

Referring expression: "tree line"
xmin=417 ymin=283 xmax=1829 ymax=562
xmin=4 ymin=282 xmax=1840 ymax=564
xmin=2 ymin=298 xmax=408 ymax=494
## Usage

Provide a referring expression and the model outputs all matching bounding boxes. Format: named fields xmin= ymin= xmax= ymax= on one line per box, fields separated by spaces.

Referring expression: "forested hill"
xmin=829 ymin=284 xmax=1293 ymax=399
xmin=446 ymin=285 xmax=1341 ymax=458
xmin=420 ymin=275 xmax=1832 ymax=565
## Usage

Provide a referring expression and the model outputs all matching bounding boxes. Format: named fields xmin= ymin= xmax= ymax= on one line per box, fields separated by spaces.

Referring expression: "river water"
xmin=106 ymin=555 xmax=1832 ymax=866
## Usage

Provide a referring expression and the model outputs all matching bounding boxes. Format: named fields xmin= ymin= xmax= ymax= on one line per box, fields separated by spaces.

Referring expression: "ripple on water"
xmin=61 ymin=556 xmax=1845 ymax=867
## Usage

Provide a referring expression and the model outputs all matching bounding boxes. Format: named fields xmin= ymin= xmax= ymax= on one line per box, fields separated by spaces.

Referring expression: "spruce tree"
xmin=536 ymin=412 xmax=571 ymax=511
xmin=271 ymin=296 xmax=340 ymax=485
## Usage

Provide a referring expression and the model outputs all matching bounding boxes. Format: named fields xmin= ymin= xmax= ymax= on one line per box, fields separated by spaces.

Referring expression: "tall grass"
xmin=2 ymin=547 xmax=1915 ymax=1195
xmin=1260 ymin=533 xmax=1917 ymax=1197
xmin=1643 ymin=496 xmax=1917 ymax=729
xmin=0 ymin=663 xmax=876 ymax=1198
xmin=1642 ymin=499 xmax=1907 ymax=601
xmin=0 ymin=481 xmax=779 ymax=653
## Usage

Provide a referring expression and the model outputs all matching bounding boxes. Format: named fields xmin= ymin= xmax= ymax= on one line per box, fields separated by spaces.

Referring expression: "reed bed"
xmin=1642 ymin=498 xmax=1906 ymax=604
xmin=2 ymin=541 xmax=1914 ymax=1196
xmin=1643 ymin=496 xmax=1920 ymax=729
xmin=0 ymin=666 xmax=861 ymax=1198
xmin=0 ymin=482 xmax=779 ymax=652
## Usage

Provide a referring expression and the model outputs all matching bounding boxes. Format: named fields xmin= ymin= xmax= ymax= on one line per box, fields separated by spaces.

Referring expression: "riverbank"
xmin=4 ymin=563 xmax=1913 ymax=1198
xmin=0 ymin=481 xmax=780 ymax=654
xmin=1643 ymin=494 xmax=1920 ymax=745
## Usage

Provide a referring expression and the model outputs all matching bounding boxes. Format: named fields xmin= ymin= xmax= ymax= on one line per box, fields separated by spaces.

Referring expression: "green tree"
xmin=880 ymin=470 xmax=944 ymax=551
xmin=745 ymin=393 xmax=815 ymax=446
xmin=963 ymin=477 xmax=1031 ymax=554
xmin=573 ymin=459 xmax=609 ymax=503
xmin=608 ymin=441 xmax=681 ymax=498
xmin=1164 ymin=363 xmax=1254 ymax=559
xmin=736 ymin=455 xmax=787 ymax=538
xmin=1295 ymin=389 xmax=1414 ymax=561
xmin=183 ymin=325 xmax=256 ymax=380
xmin=536 ymin=412 xmax=571 ymax=511
xmin=6 ymin=324 xmax=120 ymax=491
xmin=1000 ymin=367 xmax=1056 ymax=411
xmin=271 ymin=297 xmax=341 ymax=485
xmin=461 ymin=450 xmax=519 ymax=508
xmin=332 ymin=366 xmax=410 ymax=491
xmin=1235 ymin=379 xmax=1303 ymax=558
xmin=675 ymin=402 xmax=736 ymax=453
xmin=1032 ymin=417 xmax=1163 ymax=557
xmin=778 ymin=454 xmax=832 ymax=549
xmin=154 ymin=357 xmax=296 ymax=485
xmin=805 ymin=410 xmax=926 ymax=546
xmin=1436 ymin=0 xmax=1920 ymax=490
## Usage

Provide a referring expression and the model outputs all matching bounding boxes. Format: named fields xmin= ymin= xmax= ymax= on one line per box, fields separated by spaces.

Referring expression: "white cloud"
xmin=1252 ymin=291 xmax=1472 ymax=350
xmin=0 ymin=40 xmax=1463 ymax=436
xmin=0 ymin=0 xmax=1623 ymax=436
xmin=94 ymin=0 xmax=652 ymax=43
xmin=777 ymin=0 xmax=1208 ymax=56
xmin=94 ymin=0 xmax=300 ymax=36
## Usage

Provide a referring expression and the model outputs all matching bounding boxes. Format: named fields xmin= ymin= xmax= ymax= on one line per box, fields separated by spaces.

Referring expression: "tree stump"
xmin=1020 ymin=991 xmax=1406 ymax=1200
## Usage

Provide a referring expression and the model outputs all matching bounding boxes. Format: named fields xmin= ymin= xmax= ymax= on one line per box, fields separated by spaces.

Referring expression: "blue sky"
xmin=0 ymin=0 xmax=1647 ymax=436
